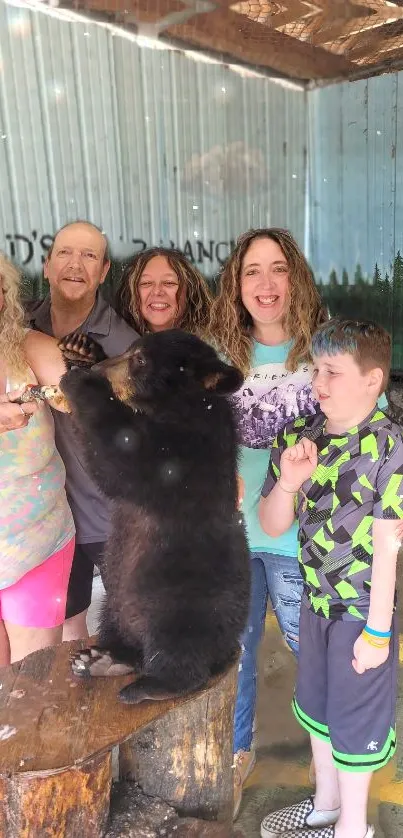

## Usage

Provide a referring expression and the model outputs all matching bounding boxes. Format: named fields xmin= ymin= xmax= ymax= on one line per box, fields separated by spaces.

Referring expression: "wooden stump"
xmin=119 ymin=663 xmax=237 ymax=823
xmin=0 ymin=643 xmax=238 ymax=837
xmin=0 ymin=752 xmax=111 ymax=838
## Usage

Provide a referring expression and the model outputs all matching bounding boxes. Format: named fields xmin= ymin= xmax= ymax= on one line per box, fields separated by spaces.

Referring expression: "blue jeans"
xmin=234 ymin=551 xmax=303 ymax=753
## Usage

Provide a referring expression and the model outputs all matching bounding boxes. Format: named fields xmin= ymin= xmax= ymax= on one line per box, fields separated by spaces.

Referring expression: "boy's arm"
xmin=367 ymin=518 xmax=400 ymax=633
xmin=353 ymin=433 xmax=403 ymax=675
xmin=259 ymin=481 xmax=297 ymax=538
xmin=259 ymin=435 xmax=317 ymax=538
xmin=259 ymin=430 xmax=294 ymax=538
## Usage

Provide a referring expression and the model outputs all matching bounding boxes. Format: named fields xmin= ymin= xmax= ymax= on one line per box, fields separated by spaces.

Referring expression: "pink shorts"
xmin=0 ymin=537 xmax=75 ymax=628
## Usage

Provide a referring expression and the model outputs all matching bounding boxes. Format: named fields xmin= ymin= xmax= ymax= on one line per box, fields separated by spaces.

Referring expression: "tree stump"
xmin=119 ymin=664 xmax=237 ymax=822
xmin=0 ymin=752 xmax=112 ymax=838
xmin=0 ymin=642 xmax=238 ymax=837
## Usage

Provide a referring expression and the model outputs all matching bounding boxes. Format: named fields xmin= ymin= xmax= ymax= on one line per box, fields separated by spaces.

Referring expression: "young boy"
xmin=258 ymin=319 xmax=403 ymax=838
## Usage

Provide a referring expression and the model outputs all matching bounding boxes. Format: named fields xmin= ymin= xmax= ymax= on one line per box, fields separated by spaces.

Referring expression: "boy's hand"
xmin=352 ymin=633 xmax=390 ymax=674
xmin=279 ymin=438 xmax=318 ymax=492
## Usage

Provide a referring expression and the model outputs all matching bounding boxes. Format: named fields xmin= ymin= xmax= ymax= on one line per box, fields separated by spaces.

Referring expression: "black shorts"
xmin=293 ymin=603 xmax=398 ymax=772
xmin=65 ymin=542 xmax=105 ymax=619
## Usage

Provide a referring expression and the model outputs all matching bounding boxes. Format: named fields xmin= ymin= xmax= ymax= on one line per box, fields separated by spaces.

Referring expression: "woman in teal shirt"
xmin=210 ymin=228 xmax=326 ymax=817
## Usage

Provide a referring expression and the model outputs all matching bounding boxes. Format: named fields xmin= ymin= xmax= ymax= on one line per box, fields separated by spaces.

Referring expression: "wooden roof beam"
xmin=166 ymin=7 xmax=355 ymax=81
xmin=341 ymin=17 xmax=403 ymax=62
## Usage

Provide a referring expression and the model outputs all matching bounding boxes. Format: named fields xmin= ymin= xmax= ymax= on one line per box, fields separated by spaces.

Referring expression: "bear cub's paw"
xmin=58 ymin=331 xmax=107 ymax=369
xmin=71 ymin=647 xmax=135 ymax=678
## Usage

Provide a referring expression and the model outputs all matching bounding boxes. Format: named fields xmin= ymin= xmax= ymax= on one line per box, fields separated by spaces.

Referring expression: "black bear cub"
xmin=60 ymin=330 xmax=250 ymax=704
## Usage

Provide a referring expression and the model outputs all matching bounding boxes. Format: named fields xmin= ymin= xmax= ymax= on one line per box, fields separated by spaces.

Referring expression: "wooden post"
xmin=0 ymin=752 xmax=111 ymax=838
xmin=119 ymin=662 xmax=238 ymax=824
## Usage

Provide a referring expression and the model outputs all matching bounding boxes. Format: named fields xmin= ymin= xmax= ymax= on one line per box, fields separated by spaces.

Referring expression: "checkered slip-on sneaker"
xmin=278 ymin=826 xmax=374 ymax=838
xmin=260 ymin=797 xmax=340 ymax=838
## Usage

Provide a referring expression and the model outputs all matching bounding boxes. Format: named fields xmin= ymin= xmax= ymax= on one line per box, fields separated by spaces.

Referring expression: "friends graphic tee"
xmin=234 ymin=340 xmax=317 ymax=555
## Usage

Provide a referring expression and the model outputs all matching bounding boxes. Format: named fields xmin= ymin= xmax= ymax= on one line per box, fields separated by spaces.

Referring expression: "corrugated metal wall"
xmin=0 ymin=1 xmax=307 ymax=287
xmin=308 ymin=73 xmax=403 ymax=367
xmin=309 ymin=74 xmax=403 ymax=281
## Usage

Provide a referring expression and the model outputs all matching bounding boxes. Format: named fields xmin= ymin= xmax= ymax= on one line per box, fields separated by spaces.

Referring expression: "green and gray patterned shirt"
xmin=262 ymin=408 xmax=403 ymax=621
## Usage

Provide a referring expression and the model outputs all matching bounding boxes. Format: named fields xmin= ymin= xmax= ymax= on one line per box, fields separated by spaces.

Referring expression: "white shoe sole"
xmin=261 ymin=808 xmax=340 ymax=838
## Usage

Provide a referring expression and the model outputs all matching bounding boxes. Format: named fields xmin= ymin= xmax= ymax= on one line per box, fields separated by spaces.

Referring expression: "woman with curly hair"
xmin=115 ymin=247 xmax=212 ymax=337
xmin=0 ymin=252 xmax=75 ymax=665
xmin=210 ymin=228 xmax=327 ymax=817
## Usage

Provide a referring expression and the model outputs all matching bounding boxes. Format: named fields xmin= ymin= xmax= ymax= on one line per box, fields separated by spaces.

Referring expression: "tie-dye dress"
xmin=0 ymin=368 xmax=75 ymax=590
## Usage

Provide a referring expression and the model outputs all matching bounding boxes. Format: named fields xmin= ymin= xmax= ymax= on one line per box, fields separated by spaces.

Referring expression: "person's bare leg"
xmin=335 ymin=769 xmax=372 ymax=838
xmin=0 ymin=620 xmax=10 ymax=666
xmin=62 ymin=610 xmax=89 ymax=642
xmin=311 ymin=735 xmax=340 ymax=811
xmin=5 ymin=622 xmax=63 ymax=663
xmin=309 ymin=755 xmax=316 ymax=785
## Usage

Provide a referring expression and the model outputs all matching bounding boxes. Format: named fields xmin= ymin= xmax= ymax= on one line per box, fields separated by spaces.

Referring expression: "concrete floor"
xmin=236 ymin=608 xmax=403 ymax=838
xmin=88 ymin=575 xmax=403 ymax=838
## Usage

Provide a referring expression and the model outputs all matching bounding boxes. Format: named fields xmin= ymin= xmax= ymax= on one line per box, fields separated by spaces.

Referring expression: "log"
xmin=119 ymin=663 xmax=237 ymax=824
xmin=0 ymin=642 xmax=238 ymax=836
xmin=0 ymin=752 xmax=111 ymax=838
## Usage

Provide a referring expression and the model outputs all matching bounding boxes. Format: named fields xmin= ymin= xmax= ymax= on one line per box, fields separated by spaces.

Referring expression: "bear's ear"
xmin=202 ymin=360 xmax=244 ymax=395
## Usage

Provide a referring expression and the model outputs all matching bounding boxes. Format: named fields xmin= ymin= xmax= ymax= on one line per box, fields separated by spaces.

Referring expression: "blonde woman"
xmin=0 ymin=253 xmax=74 ymax=665
xmin=115 ymin=246 xmax=212 ymax=337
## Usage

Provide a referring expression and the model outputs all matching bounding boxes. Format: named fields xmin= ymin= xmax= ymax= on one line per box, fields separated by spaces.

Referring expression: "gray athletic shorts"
xmin=293 ymin=603 xmax=398 ymax=772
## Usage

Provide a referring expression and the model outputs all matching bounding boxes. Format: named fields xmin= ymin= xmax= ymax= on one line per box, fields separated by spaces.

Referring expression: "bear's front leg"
xmin=60 ymin=367 xmax=135 ymax=431
xmin=60 ymin=366 xmax=112 ymax=410
xmin=58 ymin=331 xmax=107 ymax=369
xmin=60 ymin=368 xmax=139 ymax=499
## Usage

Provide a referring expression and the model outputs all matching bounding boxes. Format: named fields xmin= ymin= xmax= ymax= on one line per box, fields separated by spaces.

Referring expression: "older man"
xmin=28 ymin=221 xmax=138 ymax=640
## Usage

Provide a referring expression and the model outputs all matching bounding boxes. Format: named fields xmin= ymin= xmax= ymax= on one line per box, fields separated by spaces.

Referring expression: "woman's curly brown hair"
xmin=115 ymin=247 xmax=213 ymax=338
xmin=209 ymin=228 xmax=326 ymax=376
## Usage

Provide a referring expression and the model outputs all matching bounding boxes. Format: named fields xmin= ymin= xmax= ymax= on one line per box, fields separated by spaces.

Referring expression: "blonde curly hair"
xmin=115 ymin=247 xmax=213 ymax=338
xmin=0 ymin=251 xmax=28 ymax=379
xmin=209 ymin=228 xmax=326 ymax=376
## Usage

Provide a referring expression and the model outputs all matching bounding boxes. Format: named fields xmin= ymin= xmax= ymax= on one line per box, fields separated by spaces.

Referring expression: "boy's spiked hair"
xmin=311 ymin=318 xmax=391 ymax=394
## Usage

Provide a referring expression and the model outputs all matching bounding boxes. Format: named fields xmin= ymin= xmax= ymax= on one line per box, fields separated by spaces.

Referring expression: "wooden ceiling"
xmin=63 ymin=0 xmax=403 ymax=83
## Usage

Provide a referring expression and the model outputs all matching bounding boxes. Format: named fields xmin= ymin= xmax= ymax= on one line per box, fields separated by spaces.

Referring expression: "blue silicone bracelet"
xmin=364 ymin=625 xmax=392 ymax=639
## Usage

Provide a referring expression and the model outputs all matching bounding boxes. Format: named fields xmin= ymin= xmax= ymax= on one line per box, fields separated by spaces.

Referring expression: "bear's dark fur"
xmin=60 ymin=330 xmax=250 ymax=704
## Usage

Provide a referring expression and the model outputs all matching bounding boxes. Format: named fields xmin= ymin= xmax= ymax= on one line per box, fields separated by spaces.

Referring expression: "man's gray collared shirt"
xmin=28 ymin=293 xmax=138 ymax=544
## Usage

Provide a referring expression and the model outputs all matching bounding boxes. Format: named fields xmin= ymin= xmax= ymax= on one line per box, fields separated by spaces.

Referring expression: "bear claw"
xmin=58 ymin=332 xmax=107 ymax=369
xmin=71 ymin=648 xmax=135 ymax=678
